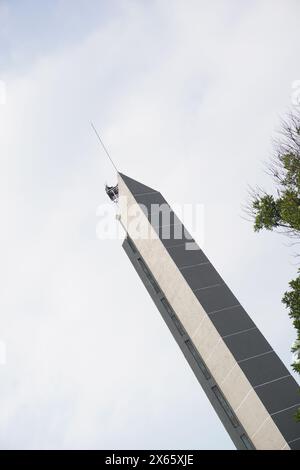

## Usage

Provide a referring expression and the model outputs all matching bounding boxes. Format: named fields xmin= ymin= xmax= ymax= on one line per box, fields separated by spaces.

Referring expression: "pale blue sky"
xmin=0 ymin=0 xmax=300 ymax=450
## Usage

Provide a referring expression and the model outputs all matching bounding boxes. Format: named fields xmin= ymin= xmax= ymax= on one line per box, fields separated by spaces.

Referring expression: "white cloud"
xmin=0 ymin=0 xmax=299 ymax=449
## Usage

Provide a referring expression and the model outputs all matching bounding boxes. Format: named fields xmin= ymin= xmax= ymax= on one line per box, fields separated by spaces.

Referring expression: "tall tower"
xmin=108 ymin=172 xmax=300 ymax=450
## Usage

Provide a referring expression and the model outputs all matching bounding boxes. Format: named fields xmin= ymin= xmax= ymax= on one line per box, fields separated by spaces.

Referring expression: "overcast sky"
xmin=1 ymin=0 xmax=300 ymax=450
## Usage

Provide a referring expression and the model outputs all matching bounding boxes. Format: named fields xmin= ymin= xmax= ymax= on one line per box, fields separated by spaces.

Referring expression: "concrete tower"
xmin=108 ymin=172 xmax=300 ymax=450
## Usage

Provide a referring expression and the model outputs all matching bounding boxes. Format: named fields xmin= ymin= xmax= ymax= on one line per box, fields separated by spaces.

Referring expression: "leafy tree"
xmin=282 ymin=274 xmax=300 ymax=375
xmin=247 ymin=110 xmax=300 ymax=420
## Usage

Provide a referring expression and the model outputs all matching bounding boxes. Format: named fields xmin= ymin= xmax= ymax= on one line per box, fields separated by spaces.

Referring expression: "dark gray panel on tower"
xmin=239 ymin=351 xmax=291 ymax=387
xmin=254 ymin=376 xmax=300 ymax=414
xmin=160 ymin=230 xmax=195 ymax=249
xmin=180 ymin=263 xmax=223 ymax=290
xmin=208 ymin=306 xmax=256 ymax=337
xmin=223 ymin=328 xmax=272 ymax=362
xmin=167 ymin=243 xmax=209 ymax=268
xmin=193 ymin=284 xmax=238 ymax=312
xmin=272 ymin=406 xmax=300 ymax=448
xmin=119 ymin=173 xmax=157 ymax=195
xmin=135 ymin=192 xmax=182 ymax=229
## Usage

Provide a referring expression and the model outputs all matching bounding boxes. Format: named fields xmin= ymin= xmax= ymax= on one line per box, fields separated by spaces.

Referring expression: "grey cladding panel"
xmin=255 ymin=375 xmax=300 ymax=415
xmin=159 ymin=228 xmax=195 ymax=249
xmin=167 ymin=243 xmax=209 ymax=268
xmin=135 ymin=191 xmax=166 ymax=208
xmin=289 ymin=439 xmax=300 ymax=450
xmin=132 ymin=183 xmax=197 ymax=252
xmin=134 ymin=192 xmax=181 ymax=228
xmin=239 ymin=351 xmax=290 ymax=387
xmin=209 ymin=306 xmax=255 ymax=337
xmin=272 ymin=404 xmax=300 ymax=445
xmin=193 ymin=284 xmax=239 ymax=313
xmin=180 ymin=263 xmax=223 ymax=290
xmin=120 ymin=173 xmax=157 ymax=195
xmin=223 ymin=328 xmax=271 ymax=362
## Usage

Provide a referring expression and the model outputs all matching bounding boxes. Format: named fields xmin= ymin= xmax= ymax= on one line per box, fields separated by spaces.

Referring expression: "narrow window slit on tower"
xmin=161 ymin=297 xmax=174 ymax=316
xmin=137 ymin=258 xmax=160 ymax=294
xmin=126 ymin=236 xmax=137 ymax=253
xmin=161 ymin=298 xmax=185 ymax=336
xmin=212 ymin=385 xmax=239 ymax=428
xmin=172 ymin=316 xmax=185 ymax=336
xmin=240 ymin=434 xmax=254 ymax=450
xmin=185 ymin=340 xmax=211 ymax=379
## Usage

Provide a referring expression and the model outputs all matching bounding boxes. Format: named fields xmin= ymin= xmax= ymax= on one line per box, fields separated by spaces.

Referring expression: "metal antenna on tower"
xmin=91 ymin=122 xmax=118 ymax=172
xmin=91 ymin=122 xmax=119 ymax=202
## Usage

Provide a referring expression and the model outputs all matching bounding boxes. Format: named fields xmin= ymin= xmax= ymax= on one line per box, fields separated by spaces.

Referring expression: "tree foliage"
xmin=249 ymin=111 xmax=300 ymax=237
xmin=282 ymin=273 xmax=300 ymax=375
xmin=247 ymin=110 xmax=300 ymax=421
